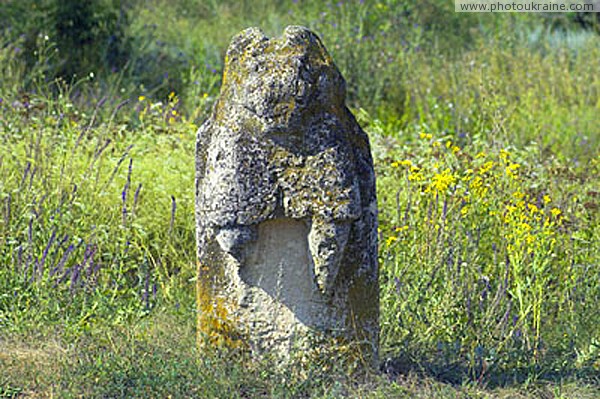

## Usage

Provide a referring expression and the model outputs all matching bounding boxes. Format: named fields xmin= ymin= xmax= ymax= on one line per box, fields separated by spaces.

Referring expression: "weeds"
xmin=375 ymin=127 xmax=599 ymax=382
xmin=0 ymin=0 xmax=599 ymax=397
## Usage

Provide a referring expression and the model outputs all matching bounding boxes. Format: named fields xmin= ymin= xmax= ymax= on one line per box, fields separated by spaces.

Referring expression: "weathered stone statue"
xmin=195 ymin=26 xmax=378 ymax=363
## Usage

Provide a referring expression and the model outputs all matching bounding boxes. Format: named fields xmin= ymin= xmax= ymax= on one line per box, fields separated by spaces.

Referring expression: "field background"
xmin=0 ymin=1 xmax=599 ymax=397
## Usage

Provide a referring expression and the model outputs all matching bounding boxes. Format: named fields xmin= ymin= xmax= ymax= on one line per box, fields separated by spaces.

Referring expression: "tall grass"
xmin=0 ymin=84 xmax=198 ymax=335
xmin=1 ymin=0 xmax=599 ymax=397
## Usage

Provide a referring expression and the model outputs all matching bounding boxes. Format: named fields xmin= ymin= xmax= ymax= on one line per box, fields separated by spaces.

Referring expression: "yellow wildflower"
xmin=479 ymin=161 xmax=494 ymax=174
xmin=518 ymin=222 xmax=532 ymax=232
xmin=513 ymin=191 xmax=525 ymax=200
xmin=471 ymin=176 xmax=483 ymax=189
xmin=138 ymin=95 xmax=146 ymax=102
xmin=544 ymin=195 xmax=551 ymax=204
xmin=506 ymin=163 xmax=520 ymax=179
xmin=430 ymin=168 xmax=457 ymax=193
xmin=408 ymin=172 xmax=424 ymax=182
xmin=386 ymin=236 xmax=398 ymax=247
xmin=550 ymin=208 xmax=562 ymax=217
xmin=393 ymin=160 xmax=413 ymax=168
xmin=420 ymin=132 xmax=433 ymax=140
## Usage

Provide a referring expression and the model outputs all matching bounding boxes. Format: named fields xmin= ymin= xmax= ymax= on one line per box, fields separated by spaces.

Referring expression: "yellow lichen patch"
xmin=196 ymin=262 xmax=245 ymax=350
xmin=272 ymin=95 xmax=297 ymax=123
xmin=222 ymin=55 xmax=231 ymax=82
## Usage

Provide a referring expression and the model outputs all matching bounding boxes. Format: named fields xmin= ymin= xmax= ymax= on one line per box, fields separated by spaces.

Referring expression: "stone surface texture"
xmin=195 ymin=26 xmax=378 ymax=361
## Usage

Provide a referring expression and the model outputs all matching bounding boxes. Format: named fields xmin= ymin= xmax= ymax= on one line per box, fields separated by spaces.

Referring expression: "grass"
xmin=1 ymin=0 xmax=599 ymax=397
xmin=1 ymin=318 xmax=599 ymax=398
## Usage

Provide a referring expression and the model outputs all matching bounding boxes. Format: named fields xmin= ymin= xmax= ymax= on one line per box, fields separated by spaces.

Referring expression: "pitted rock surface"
xmin=195 ymin=26 xmax=378 ymax=362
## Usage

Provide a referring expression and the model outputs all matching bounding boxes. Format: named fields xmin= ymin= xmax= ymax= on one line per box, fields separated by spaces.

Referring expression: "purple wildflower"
xmin=70 ymin=264 xmax=81 ymax=293
xmin=143 ymin=269 xmax=150 ymax=308
xmin=94 ymin=139 xmax=111 ymax=160
xmin=85 ymin=245 xmax=97 ymax=278
xmin=102 ymin=145 xmax=133 ymax=193
xmin=133 ymin=183 xmax=142 ymax=213
xmin=57 ymin=234 xmax=70 ymax=248
xmin=28 ymin=218 xmax=33 ymax=246
xmin=39 ymin=229 xmax=57 ymax=276
xmin=21 ymin=162 xmax=31 ymax=187
xmin=122 ymin=159 xmax=133 ymax=225
xmin=29 ymin=166 xmax=37 ymax=189
xmin=51 ymin=244 xmax=74 ymax=278
xmin=16 ymin=245 xmax=23 ymax=273
xmin=169 ymin=195 xmax=176 ymax=235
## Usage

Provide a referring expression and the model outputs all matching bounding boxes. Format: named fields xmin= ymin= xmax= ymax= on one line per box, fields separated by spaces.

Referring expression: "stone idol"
xmin=195 ymin=26 xmax=378 ymax=363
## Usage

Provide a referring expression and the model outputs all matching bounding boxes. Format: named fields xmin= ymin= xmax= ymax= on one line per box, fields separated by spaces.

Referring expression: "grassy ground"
xmin=1 ymin=312 xmax=599 ymax=398
xmin=1 ymin=0 xmax=599 ymax=397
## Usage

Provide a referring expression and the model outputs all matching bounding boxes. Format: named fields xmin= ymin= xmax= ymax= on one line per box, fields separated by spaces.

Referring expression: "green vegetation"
xmin=1 ymin=0 xmax=599 ymax=397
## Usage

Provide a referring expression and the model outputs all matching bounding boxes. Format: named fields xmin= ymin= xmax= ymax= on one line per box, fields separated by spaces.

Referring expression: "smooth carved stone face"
xmin=195 ymin=26 xmax=378 ymax=362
